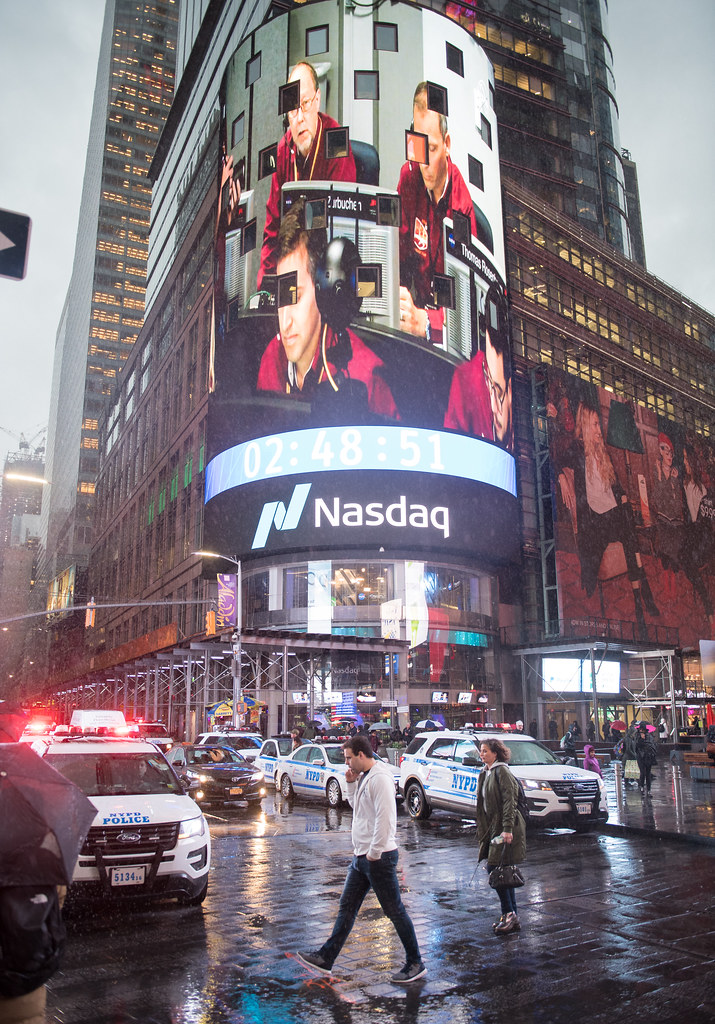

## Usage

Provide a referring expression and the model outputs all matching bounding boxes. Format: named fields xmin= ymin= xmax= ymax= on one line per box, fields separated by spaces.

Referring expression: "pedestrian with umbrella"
xmin=0 ymin=708 xmax=95 ymax=1023
xmin=635 ymin=723 xmax=657 ymax=796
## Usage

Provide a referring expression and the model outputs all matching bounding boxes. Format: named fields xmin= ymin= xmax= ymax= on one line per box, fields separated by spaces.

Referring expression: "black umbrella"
xmin=0 ymin=703 xmax=28 ymax=743
xmin=0 ymin=742 xmax=96 ymax=886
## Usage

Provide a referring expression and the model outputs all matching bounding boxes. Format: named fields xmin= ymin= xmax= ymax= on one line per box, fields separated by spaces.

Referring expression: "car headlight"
xmin=179 ymin=814 xmax=206 ymax=840
xmin=186 ymin=769 xmax=211 ymax=783
xmin=251 ymin=771 xmax=264 ymax=782
xmin=521 ymin=779 xmax=552 ymax=791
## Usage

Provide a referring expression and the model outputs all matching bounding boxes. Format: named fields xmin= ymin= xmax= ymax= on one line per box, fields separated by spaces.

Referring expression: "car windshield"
xmin=139 ymin=724 xmax=170 ymax=738
xmin=501 ymin=740 xmax=563 ymax=766
xmin=275 ymin=738 xmax=293 ymax=755
xmin=189 ymin=746 xmax=244 ymax=765
xmin=46 ymin=752 xmax=182 ymax=796
xmin=230 ymin=737 xmax=260 ymax=750
xmin=324 ymin=747 xmax=346 ymax=766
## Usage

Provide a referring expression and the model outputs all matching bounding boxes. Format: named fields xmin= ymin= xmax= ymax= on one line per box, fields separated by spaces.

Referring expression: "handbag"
xmin=488 ymin=844 xmax=525 ymax=889
xmin=624 ymin=759 xmax=639 ymax=779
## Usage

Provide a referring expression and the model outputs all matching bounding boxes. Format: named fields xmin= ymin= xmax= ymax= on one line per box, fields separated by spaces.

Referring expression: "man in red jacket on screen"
xmin=257 ymin=199 xmax=398 ymax=420
xmin=257 ymin=61 xmax=356 ymax=288
xmin=397 ymin=82 xmax=477 ymax=346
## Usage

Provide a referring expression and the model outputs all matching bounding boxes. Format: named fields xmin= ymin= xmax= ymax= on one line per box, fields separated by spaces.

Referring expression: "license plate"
xmin=229 ymin=787 xmax=243 ymax=796
xmin=576 ymin=803 xmax=591 ymax=815
xmin=111 ymin=866 xmax=145 ymax=886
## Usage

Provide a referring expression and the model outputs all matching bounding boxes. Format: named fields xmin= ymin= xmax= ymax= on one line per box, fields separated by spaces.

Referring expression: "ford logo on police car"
xmin=116 ymin=831 xmax=142 ymax=843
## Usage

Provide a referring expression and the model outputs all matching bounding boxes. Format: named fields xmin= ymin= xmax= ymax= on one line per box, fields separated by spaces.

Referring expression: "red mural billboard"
xmin=546 ymin=369 xmax=715 ymax=648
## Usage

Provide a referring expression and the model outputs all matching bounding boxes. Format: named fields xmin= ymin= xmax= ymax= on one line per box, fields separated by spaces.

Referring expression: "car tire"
xmin=280 ymin=774 xmax=294 ymax=798
xmin=178 ymin=876 xmax=208 ymax=907
xmin=326 ymin=777 xmax=343 ymax=808
xmin=405 ymin=781 xmax=432 ymax=820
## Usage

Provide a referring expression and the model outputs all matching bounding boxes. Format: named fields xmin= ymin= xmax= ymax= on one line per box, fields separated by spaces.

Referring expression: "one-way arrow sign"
xmin=0 ymin=209 xmax=32 ymax=281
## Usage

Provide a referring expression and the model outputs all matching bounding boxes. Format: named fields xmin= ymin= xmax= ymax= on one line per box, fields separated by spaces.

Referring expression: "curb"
xmin=599 ymin=821 xmax=715 ymax=848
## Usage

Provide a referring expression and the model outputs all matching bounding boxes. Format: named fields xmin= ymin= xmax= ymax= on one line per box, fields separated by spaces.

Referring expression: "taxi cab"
xmin=43 ymin=735 xmax=211 ymax=905
xmin=399 ymin=729 xmax=608 ymax=829
xmin=276 ymin=742 xmax=402 ymax=807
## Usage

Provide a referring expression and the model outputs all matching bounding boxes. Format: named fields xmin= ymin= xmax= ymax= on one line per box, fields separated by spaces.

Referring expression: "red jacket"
xmin=257 ymin=324 xmax=398 ymax=420
xmin=258 ymin=113 xmax=356 ymax=287
xmin=443 ymin=350 xmax=494 ymax=442
xmin=397 ymin=158 xmax=476 ymax=342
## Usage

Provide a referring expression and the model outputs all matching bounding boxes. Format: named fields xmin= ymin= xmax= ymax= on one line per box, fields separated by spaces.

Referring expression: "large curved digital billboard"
xmin=205 ymin=1 xmax=519 ymax=566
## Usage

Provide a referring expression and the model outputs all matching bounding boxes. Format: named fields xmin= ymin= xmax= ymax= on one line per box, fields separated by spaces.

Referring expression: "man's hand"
xmin=345 ymin=767 xmax=360 ymax=784
xmin=219 ymin=154 xmax=241 ymax=227
xmin=399 ymin=287 xmax=429 ymax=338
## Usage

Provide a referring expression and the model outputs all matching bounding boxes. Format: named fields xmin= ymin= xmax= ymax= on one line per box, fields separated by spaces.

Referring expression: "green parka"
xmin=476 ymin=762 xmax=527 ymax=866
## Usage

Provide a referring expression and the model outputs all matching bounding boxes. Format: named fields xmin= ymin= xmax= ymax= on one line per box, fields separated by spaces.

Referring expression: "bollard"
xmin=614 ymin=760 xmax=624 ymax=818
xmin=671 ymin=761 xmax=684 ymax=830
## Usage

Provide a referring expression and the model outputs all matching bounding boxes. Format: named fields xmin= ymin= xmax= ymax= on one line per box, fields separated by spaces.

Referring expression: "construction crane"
xmin=0 ymin=425 xmax=47 ymax=456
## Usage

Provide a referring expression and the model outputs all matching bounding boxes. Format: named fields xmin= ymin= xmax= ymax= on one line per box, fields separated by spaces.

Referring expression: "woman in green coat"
xmin=476 ymin=737 xmax=527 ymax=935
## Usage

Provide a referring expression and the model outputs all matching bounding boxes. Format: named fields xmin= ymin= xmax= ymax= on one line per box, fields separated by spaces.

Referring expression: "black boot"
xmin=633 ymin=590 xmax=647 ymax=640
xmin=639 ymin=576 xmax=660 ymax=617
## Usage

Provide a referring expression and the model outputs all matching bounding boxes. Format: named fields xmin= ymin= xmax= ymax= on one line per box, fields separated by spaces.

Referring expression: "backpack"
xmin=0 ymin=885 xmax=65 ymax=998
xmin=641 ymin=739 xmax=657 ymax=767
xmin=560 ymin=730 xmax=572 ymax=749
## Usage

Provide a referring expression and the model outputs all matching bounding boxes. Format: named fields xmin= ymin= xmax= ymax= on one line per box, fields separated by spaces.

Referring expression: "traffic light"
xmin=205 ymin=610 xmax=216 ymax=636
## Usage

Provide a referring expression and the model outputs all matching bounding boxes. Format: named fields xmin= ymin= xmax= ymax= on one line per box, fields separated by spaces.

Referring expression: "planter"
xmin=386 ymin=746 xmax=405 ymax=766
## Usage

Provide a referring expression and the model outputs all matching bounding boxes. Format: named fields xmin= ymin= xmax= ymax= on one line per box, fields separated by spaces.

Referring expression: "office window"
xmin=480 ymin=114 xmax=492 ymax=148
xmin=468 ymin=155 xmax=484 ymax=190
xmin=246 ymin=52 xmax=261 ymax=88
xmin=374 ymin=22 xmax=398 ymax=52
xmin=231 ymin=113 xmax=244 ymax=147
xmin=354 ymin=71 xmax=379 ymax=101
xmin=445 ymin=41 xmax=464 ymax=77
xmin=306 ymin=25 xmax=328 ymax=57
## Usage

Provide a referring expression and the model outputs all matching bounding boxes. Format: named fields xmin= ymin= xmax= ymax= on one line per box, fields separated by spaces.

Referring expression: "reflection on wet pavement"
xmin=47 ymin=788 xmax=715 ymax=1024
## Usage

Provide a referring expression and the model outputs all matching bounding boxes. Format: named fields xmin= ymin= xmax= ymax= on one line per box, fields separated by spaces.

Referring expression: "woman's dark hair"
xmin=480 ymin=737 xmax=511 ymax=762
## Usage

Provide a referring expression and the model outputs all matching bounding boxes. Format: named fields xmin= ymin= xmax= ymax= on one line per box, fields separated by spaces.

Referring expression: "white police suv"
xmin=43 ymin=736 xmax=211 ymax=905
xmin=399 ymin=730 xmax=608 ymax=829
xmin=276 ymin=741 xmax=402 ymax=807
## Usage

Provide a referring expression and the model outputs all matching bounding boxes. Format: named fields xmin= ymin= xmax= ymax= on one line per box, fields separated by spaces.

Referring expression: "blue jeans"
xmin=496 ymin=885 xmax=518 ymax=915
xmin=319 ymin=851 xmax=422 ymax=967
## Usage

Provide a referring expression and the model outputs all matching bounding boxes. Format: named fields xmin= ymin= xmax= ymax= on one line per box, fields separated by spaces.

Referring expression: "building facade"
xmin=37 ymin=1 xmax=714 ymax=740
xmin=38 ymin=0 xmax=179 ymax=629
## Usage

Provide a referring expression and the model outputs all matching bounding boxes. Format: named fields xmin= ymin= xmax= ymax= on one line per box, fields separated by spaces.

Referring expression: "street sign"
xmin=0 ymin=209 xmax=31 ymax=281
xmin=382 ymin=700 xmax=398 ymax=707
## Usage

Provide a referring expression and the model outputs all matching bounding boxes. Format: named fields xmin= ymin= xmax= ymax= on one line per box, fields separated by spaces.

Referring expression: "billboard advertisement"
xmin=546 ymin=368 xmax=715 ymax=648
xmin=205 ymin=1 xmax=518 ymax=566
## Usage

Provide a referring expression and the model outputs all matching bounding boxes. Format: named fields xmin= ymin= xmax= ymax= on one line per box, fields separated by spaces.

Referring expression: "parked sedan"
xmin=276 ymin=742 xmax=401 ymax=808
xmin=165 ymin=744 xmax=266 ymax=809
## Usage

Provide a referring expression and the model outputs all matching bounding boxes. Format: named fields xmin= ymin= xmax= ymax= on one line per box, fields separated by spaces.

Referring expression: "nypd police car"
xmin=255 ymin=735 xmax=294 ymax=786
xmin=276 ymin=741 xmax=401 ymax=807
xmin=399 ymin=730 xmax=608 ymax=829
xmin=43 ymin=736 xmax=211 ymax=905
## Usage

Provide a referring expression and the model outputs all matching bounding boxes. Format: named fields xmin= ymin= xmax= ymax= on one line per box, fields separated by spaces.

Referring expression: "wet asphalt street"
xmin=47 ymin=779 xmax=715 ymax=1024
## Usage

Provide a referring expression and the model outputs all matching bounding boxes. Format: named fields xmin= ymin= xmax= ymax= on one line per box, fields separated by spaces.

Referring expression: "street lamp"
xmin=192 ymin=551 xmax=242 ymax=728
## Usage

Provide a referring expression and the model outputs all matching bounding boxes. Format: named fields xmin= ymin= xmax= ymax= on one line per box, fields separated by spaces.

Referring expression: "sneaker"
xmin=492 ymin=915 xmax=505 ymax=932
xmin=295 ymin=951 xmax=333 ymax=976
xmin=391 ymin=962 xmax=427 ymax=984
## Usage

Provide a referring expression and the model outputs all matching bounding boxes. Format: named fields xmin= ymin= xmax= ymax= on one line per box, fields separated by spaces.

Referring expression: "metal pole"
xmin=590 ymin=646 xmax=598 ymax=743
xmin=184 ymin=653 xmax=192 ymax=741
xmin=389 ymin=650 xmax=395 ymax=729
xmin=614 ymin=759 xmax=624 ymax=819
xmin=232 ymin=560 xmax=242 ymax=728
xmin=282 ymin=642 xmax=289 ymax=734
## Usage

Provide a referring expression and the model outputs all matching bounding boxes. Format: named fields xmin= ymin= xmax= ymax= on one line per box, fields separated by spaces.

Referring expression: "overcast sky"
xmin=0 ymin=0 xmax=713 ymax=474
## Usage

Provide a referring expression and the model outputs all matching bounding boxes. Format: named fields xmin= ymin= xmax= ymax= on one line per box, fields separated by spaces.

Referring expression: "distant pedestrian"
xmin=658 ymin=716 xmax=669 ymax=742
xmin=622 ymin=724 xmax=639 ymax=787
xmin=295 ymin=734 xmax=425 ymax=984
xmin=635 ymin=724 xmax=657 ymax=796
xmin=476 ymin=737 xmax=527 ymax=936
xmin=514 ymin=720 xmax=524 ymax=734
xmin=570 ymin=720 xmax=582 ymax=740
xmin=581 ymin=744 xmax=602 ymax=777
xmin=528 ymin=720 xmax=538 ymax=739
xmin=602 ymin=718 xmax=612 ymax=742
xmin=548 ymin=718 xmax=558 ymax=742
xmin=560 ymin=727 xmax=577 ymax=765
xmin=586 ymin=720 xmax=596 ymax=744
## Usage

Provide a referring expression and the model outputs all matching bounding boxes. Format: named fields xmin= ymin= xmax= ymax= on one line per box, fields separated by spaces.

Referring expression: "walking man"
xmin=296 ymin=734 xmax=426 ymax=984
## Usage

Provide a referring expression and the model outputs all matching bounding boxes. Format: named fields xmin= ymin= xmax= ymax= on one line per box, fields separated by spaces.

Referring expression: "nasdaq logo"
xmin=251 ymin=483 xmax=312 ymax=549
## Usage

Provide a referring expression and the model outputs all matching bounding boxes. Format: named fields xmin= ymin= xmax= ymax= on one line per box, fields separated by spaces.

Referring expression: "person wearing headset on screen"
xmin=397 ymin=82 xmax=477 ymax=345
xmin=256 ymin=199 xmax=399 ymax=420
xmin=257 ymin=61 xmax=356 ymax=288
xmin=443 ymin=280 xmax=514 ymax=451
